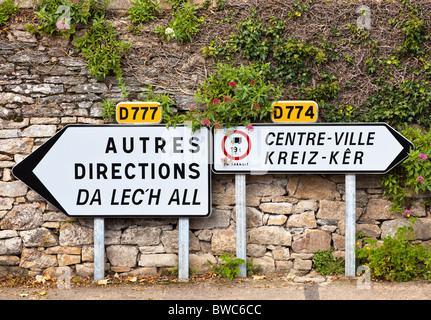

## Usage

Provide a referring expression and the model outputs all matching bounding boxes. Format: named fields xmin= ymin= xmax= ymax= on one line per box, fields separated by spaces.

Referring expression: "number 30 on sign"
xmin=116 ymin=102 xmax=162 ymax=124
xmin=271 ymin=101 xmax=318 ymax=123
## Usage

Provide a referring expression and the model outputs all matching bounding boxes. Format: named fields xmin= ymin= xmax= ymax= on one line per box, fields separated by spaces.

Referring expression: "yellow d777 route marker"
xmin=271 ymin=101 xmax=318 ymax=123
xmin=116 ymin=102 xmax=162 ymax=124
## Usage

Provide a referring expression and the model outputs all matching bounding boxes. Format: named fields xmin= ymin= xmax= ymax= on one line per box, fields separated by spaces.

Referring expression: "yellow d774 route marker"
xmin=116 ymin=102 xmax=162 ymax=124
xmin=271 ymin=101 xmax=318 ymax=123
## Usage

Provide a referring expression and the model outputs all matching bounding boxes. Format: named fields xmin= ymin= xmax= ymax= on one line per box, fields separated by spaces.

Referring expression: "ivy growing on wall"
xmin=0 ymin=0 xmax=18 ymax=27
xmin=73 ymin=17 xmax=131 ymax=82
xmin=26 ymin=0 xmax=108 ymax=37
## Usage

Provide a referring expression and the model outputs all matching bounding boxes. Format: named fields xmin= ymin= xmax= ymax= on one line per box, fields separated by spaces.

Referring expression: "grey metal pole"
xmin=235 ymin=174 xmax=247 ymax=277
xmin=94 ymin=217 xmax=105 ymax=281
xmin=178 ymin=218 xmax=189 ymax=280
xmin=345 ymin=174 xmax=356 ymax=277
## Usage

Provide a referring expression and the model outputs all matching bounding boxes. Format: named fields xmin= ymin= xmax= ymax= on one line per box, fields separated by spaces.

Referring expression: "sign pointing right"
xmin=212 ymin=123 xmax=414 ymax=174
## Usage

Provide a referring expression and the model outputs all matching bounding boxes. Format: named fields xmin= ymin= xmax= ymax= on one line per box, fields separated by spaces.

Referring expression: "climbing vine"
xmin=381 ymin=127 xmax=431 ymax=214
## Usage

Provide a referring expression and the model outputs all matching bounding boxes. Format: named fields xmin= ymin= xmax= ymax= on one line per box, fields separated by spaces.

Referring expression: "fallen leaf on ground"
xmin=35 ymin=275 xmax=51 ymax=284
xmin=126 ymin=276 xmax=137 ymax=282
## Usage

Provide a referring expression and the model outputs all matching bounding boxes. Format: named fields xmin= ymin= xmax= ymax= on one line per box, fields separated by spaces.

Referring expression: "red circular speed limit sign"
xmin=222 ymin=130 xmax=251 ymax=160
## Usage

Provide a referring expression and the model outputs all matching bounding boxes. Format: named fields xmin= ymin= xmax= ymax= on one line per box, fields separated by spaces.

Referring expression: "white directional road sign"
xmin=212 ymin=123 xmax=413 ymax=174
xmin=13 ymin=125 xmax=211 ymax=217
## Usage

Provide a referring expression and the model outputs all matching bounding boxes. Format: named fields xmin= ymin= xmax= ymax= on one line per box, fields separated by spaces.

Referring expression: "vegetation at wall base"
xmin=356 ymin=218 xmax=431 ymax=282
xmin=312 ymin=248 xmax=345 ymax=276
xmin=208 ymin=254 xmax=261 ymax=281
xmin=208 ymin=254 xmax=245 ymax=281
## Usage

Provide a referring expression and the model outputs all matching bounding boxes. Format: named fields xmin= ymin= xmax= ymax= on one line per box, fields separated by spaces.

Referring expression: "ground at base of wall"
xmin=1 ymin=272 xmax=431 ymax=301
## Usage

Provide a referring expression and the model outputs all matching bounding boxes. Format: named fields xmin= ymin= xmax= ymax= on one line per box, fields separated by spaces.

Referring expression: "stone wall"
xmin=1 ymin=4 xmax=431 ymax=278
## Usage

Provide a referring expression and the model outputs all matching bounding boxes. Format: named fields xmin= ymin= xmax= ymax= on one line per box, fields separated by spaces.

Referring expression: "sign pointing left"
xmin=12 ymin=125 xmax=211 ymax=218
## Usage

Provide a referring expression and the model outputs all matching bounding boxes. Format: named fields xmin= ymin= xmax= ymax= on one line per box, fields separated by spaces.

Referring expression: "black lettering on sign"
xmin=273 ymin=106 xmax=282 ymax=119
xmin=278 ymin=151 xmax=288 ymax=164
xmin=265 ymin=151 xmax=274 ymax=164
xmin=76 ymin=189 xmax=88 ymax=205
xmin=265 ymin=132 xmax=275 ymax=145
xmin=139 ymin=137 xmax=150 ymax=153
xmin=111 ymin=189 xmax=119 ymax=205
xmin=112 ymin=163 xmax=121 ymax=179
xmin=159 ymin=163 xmax=170 ymax=179
xmin=173 ymin=137 xmax=183 ymax=153
xmin=305 ymin=105 xmax=315 ymax=119
xmin=192 ymin=189 xmax=201 ymax=205
xmin=188 ymin=163 xmax=200 ymax=179
xmin=343 ymin=148 xmax=351 ymax=164
xmin=76 ymin=189 xmax=101 ymax=205
xmin=189 ymin=137 xmax=200 ymax=153
xmin=272 ymin=103 xmax=317 ymax=122
xmin=354 ymin=151 xmax=364 ymax=164
xmin=291 ymin=151 xmax=299 ymax=164
xmin=125 ymin=163 xmax=135 ymax=179
xmin=155 ymin=137 xmax=166 ymax=153
xmin=132 ymin=189 xmax=145 ymax=205
xmin=148 ymin=189 xmax=161 ymax=205
xmin=75 ymin=163 xmax=85 ymax=179
xmin=329 ymin=151 xmax=339 ymax=164
xmin=367 ymin=132 xmax=375 ymax=145
xmin=105 ymin=137 xmax=117 ymax=153
xmin=265 ymin=132 xmax=325 ymax=146
xmin=334 ymin=132 xmax=376 ymax=146
xmin=119 ymin=107 xmax=128 ymax=120
xmin=334 ymin=132 xmax=345 ymax=145
xmin=123 ymin=137 xmax=134 ymax=153
xmin=168 ymin=189 xmax=180 ymax=205
xmin=168 ymin=189 xmax=201 ymax=205
xmin=121 ymin=189 xmax=132 ymax=205
xmin=309 ymin=151 xmax=318 ymax=165
xmin=111 ymin=189 xmax=147 ymax=205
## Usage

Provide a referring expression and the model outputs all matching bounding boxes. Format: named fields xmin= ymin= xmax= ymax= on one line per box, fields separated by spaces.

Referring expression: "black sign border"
xmin=12 ymin=124 xmax=212 ymax=219
xmin=211 ymin=123 xmax=414 ymax=175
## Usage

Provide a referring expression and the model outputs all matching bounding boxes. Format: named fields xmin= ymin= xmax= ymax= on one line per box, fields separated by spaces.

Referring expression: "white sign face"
xmin=213 ymin=124 xmax=413 ymax=174
xmin=13 ymin=125 xmax=211 ymax=217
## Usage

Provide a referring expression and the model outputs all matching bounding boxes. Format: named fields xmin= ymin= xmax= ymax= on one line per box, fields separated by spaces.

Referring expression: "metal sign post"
xmin=235 ymin=174 xmax=247 ymax=277
xmin=178 ymin=218 xmax=189 ymax=279
xmin=345 ymin=174 xmax=356 ymax=277
xmin=94 ymin=217 xmax=105 ymax=281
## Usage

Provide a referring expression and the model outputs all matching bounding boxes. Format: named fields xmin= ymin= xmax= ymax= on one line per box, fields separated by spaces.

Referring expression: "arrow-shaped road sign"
xmin=13 ymin=125 xmax=211 ymax=218
xmin=13 ymin=123 xmax=414 ymax=215
xmin=213 ymin=123 xmax=414 ymax=174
